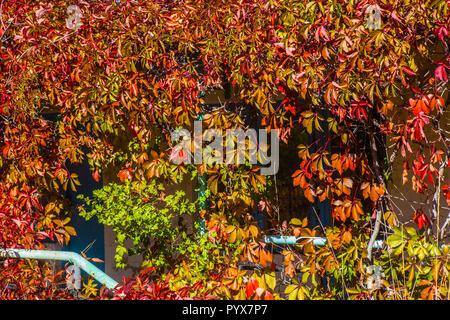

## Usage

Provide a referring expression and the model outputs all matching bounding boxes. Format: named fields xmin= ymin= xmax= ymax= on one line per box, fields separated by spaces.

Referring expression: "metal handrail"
xmin=0 ymin=248 xmax=118 ymax=290
xmin=263 ymin=235 xmax=385 ymax=248
xmin=0 ymin=237 xmax=385 ymax=291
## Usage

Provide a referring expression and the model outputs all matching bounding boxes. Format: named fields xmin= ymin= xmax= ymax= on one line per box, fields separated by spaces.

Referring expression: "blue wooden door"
xmin=65 ymin=154 xmax=105 ymax=271
xmin=308 ymin=110 xmax=331 ymax=228
xmin=41 ymin=113 xmax=105 ymax=271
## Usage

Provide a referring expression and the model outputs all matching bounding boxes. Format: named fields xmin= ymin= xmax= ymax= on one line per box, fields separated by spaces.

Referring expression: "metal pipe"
xmin=0 ymin=248 xmax=118 ymax=290
xmin=263 ymin=235 xmax=385 ymax=248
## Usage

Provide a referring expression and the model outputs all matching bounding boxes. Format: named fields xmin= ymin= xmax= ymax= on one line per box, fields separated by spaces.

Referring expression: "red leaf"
xmin=264 ymin=291 xmax=274 ymax=300
xmin=435 ymin=27 xmax=448 ymax=42
xmin=391 ymin=11 xmax=402 ymax=23
xmin=92 ymin=170 xmax=100 ymax=182
xmin=402 ymin=66 xmax=416 ymax=75
xmin=131 ymin=83 xmax=138 ymax=96
xmin=117 ymin=169 xmax=133 ymax=182
xmin=435 ymin=65 xmax=448 ymax=81
xmin=413 ymin=209 xmax=429 ymax=229
xmin=245 ymin=278 xmax=259 ymax=298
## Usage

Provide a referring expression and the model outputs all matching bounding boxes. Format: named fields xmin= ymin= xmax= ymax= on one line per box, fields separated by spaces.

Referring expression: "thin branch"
xmin=311 ymin=206 xmax=349 ymax=298
xmin=430 ymin=156 xmax=447 ymax=239
xmin=367 ymin=124 xmax=387 ymax=261
xmin=440 ymin=213 xmax=450 ymax=241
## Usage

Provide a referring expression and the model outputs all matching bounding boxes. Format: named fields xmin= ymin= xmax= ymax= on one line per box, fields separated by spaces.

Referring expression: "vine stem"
xmin=441 ymin=213 xmax=450 ymax=241
xmin=431 ymin=157 xmax=446 ymax=240
xmin=311 ymin=206 xmax=348 ymax=298
xmin=367 ymin=124 xmax=386 ymax=261
xmin=367 ymin=204 xmax=382 ymax=261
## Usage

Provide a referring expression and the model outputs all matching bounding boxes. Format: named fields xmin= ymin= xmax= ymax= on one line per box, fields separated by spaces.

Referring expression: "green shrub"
xmin=78 ymin=180 xmax=197 ymax=270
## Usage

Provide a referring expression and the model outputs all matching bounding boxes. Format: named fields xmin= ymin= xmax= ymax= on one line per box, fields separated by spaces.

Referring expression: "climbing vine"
xmin=0 ymin=0 xmax=449 ymax=300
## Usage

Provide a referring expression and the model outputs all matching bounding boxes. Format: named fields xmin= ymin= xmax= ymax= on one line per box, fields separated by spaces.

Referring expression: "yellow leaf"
xmin=384 ymin=211 xmax=398 ymax=227
xmin=65 ymin=226 xmax=77 ymax=236
xmin=290 ymin=218 xmax=302 ymax=226
xmin=248 ymin=225 xmax=259 ymax=238
xmin=207 ymin=176 xmax=219 ymax=194
xmin=265 ymin=272 xmax=276 ymax=290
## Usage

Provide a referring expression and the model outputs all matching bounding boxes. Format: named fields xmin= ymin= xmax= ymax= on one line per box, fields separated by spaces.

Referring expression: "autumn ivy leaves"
xmin=0 ymin=0 xmax=449 ymax=300
xmin=292 ymin=110 xmax=386 ymax=222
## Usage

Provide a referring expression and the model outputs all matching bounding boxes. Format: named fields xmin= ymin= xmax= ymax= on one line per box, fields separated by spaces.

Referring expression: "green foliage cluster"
xmin=298 ymin=224 xmax=450 ymax=300
xmin=78 ymin=180 xmax=196 ymax=270
xmin=78 ymin=179 xmax=235 ymax=289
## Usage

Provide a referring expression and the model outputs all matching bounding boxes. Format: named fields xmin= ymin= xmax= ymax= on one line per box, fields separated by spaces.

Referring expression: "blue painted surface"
xmin=308 ymin=110 xmax=331 ymax=228
xmin=65 ymin=156 xmax=105 ymax=271
xmin=41 ymin=112 xmax=105 ymax=271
